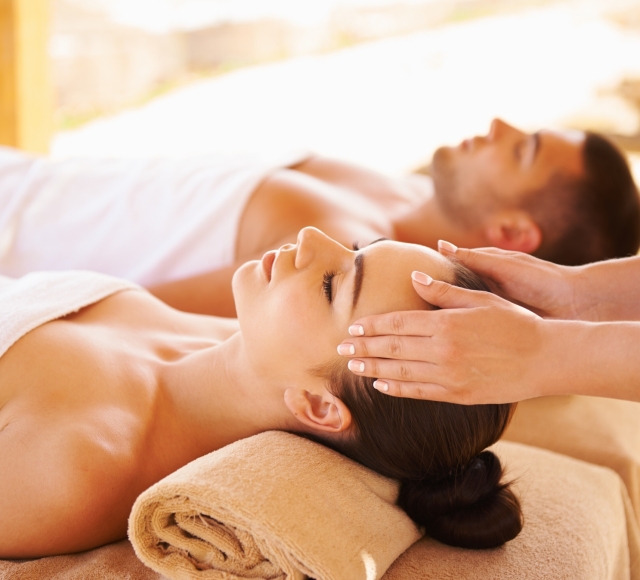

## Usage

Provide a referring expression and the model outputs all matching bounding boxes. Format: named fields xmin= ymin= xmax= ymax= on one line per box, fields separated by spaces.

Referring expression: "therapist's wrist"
xmin=533 ymin=318 xmax=599 ymax=398
xmin=535 ymin=318 xmax=640 ymax=400
xmin=569 ymin=257 xmax=640 ymax=323
xmin=574 ymin=320 xmax=640 ymax=401
xmin=566 ymin=263 xmax=605 ymax=322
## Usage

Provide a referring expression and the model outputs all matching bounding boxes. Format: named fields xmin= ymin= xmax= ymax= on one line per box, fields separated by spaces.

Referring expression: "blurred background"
xmin=2 ymin=0 xmax=640 ymax=175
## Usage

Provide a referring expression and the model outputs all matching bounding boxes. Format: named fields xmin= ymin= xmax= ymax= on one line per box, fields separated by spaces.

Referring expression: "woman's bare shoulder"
xmin=0 ymin=413 xmax=140 ymax=558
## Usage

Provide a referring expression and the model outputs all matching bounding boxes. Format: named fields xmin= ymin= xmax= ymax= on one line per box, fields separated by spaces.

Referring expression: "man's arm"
xmin=148 ymin=230 xmax=315 ymax=317
xmin=148 ymin=263 xmax=240 ymax=317
xmin=147 ymin=237 xmax=300 ymax=317
xmin=148 ymin=223 xmax=384 ymax=317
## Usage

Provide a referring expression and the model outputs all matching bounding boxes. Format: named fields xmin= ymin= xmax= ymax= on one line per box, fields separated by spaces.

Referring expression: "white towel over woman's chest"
xmin=0 ymin=270 xmax=139 ymax=359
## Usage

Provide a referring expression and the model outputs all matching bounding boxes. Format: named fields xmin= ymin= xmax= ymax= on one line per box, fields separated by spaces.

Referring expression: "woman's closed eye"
xmin=322 ymin=271 xmax=336 ymax=304
xmin=322 ymin=238 xmax=380 ymax=306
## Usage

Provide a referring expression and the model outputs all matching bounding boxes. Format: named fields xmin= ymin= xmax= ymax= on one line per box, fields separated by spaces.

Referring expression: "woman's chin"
xmin=231 ymin=260 xmax=266 ymax=323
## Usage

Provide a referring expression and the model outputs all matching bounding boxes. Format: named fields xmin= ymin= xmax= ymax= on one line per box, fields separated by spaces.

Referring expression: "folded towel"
xmin=129 ymin=431 xmax=422 ymax=580
xmin=0 ymin=270 xmax=139 ymax=358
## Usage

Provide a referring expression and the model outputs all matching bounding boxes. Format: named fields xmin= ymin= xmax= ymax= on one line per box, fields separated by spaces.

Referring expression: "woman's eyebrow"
xmin=350 ymin=237 xmax=386 ymax=311
xmin=351 ymin=253 xmax=365 ymax=313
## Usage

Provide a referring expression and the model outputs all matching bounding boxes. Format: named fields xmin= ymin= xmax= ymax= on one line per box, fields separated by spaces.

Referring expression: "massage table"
xmin=2 ymin=395 xmax=639 ymax=579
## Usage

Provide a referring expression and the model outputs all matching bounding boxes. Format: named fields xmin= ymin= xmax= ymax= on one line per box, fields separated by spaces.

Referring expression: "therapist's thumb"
xmin=411 ymin=271 xmax=493 ymax=310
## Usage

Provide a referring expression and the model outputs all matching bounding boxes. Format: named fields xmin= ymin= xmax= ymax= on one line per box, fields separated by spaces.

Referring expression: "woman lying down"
xmin=0 ymin=227 xmax=523 ymax=559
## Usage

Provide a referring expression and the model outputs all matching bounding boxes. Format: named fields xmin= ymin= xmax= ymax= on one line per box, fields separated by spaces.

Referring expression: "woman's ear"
xmin=283 ymin=387 xmax=352 ymax=433
xmin=484 ymin=210 xmax=542 ymax=253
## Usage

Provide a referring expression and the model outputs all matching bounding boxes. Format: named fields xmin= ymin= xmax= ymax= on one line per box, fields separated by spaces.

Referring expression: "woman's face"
xmin=233 ymin=227 xmax=453 ymax=390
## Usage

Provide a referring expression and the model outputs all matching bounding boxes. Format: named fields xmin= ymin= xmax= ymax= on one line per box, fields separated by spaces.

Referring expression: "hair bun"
xmin=398 ymin=450 xmax=523 ymax=549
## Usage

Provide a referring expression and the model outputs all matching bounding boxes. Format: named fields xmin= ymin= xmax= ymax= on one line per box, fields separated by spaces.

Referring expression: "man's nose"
xmin=488 ymin=118 xmax=519 ymax=141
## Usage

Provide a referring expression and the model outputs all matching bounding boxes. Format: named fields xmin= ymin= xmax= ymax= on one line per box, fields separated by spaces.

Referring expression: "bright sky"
xmin=53 ymin=0 xmax=640 ymax=177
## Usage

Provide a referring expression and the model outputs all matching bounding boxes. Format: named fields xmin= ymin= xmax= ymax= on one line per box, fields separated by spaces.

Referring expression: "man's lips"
xmin=261 ymin=250 xmax=277 ymax=282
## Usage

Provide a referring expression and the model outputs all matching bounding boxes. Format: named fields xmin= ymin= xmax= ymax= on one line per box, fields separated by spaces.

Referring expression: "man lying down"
xmin=0 ymin=228 xmax=523 ymax=559
xmin=0 ymin=120 xmax=638 ymax=318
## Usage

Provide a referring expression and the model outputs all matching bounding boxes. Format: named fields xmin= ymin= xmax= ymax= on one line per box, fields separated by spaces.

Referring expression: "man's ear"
xmin=483 ymin=210 xmax=542 ymax=253
xmin=283 ymin=387 xmax=352 ymax=434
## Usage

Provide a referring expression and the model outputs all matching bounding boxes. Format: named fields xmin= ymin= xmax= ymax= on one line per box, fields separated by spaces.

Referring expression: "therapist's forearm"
xmin=549 ymin=319 xmax=640 ymax=402
xmin=574 ymin=255 xmax=640 ymax=322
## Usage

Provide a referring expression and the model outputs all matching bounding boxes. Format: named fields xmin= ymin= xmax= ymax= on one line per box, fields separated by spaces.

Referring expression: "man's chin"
xmin=430 ymin=146 xmax=457 ymax=184
xmin=431 ymin=145 xmax=454 ymax=167
xmin=429 ymin=147 xmax=467 ymax=220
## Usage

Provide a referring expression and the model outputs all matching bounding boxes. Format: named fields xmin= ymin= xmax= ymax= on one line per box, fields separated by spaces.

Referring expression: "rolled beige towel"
xmin=129 ymin=431 xmax=422 ymax=580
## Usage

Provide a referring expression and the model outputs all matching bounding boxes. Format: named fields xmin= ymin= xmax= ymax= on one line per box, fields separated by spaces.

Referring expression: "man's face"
xmin=430 ymin=118 xmax=585 ymax=226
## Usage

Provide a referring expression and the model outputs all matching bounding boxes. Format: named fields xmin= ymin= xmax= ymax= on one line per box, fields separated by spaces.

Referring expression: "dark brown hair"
xmin=309 ymin=263 xmax=523 ymax=550
xmin=526 ymin=132 xmax=640 ymax=266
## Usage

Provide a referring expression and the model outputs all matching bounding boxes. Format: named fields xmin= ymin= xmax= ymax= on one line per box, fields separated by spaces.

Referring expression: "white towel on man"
xmin=0 ymin=147 xmax=309 ymax=285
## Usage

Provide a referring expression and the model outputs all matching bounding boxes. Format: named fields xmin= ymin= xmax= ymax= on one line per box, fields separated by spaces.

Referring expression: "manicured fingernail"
xmin=337 ymin=343 xmax=355 ymax=356
xmin=438 ymin=240 xmax=458 ymax=253
xmin=348 ymin=359 xmax=365 ymax=373
xmin=349 ymin=325 xmax=364 ymax=336
xmin=373 ymin=380 xmax=389 ymax=392
xmin=412 ymin=271 xmax=433 ymax=286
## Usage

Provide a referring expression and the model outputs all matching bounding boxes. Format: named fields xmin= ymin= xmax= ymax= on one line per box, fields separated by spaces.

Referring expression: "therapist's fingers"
xmin=437 ymin=242 xmax=526 ymax=285
xmin=346 ymin=357 xmax=440 ymax=384
xmin=409 ymin=271 xmax=497 ymax=309
xmin=347 ymin=309 xmax=436 ymax=339
xmin=338 ymin=334 xmax=436 ymax=363
xmin=437 ymin=240 xmax=579 ymax=319
xmin=375 ymin=380 xmax=481 ymax=404
xmin=438 ymin=241 xmax=563 ymax=296
xmin=372 ymin=380 xmax=451 ymax=402
xmin=348 ymin=275 xmax=497 ymax=339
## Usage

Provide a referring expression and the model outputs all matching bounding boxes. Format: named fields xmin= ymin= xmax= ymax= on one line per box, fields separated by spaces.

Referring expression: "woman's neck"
xmin=160 ymin=332 xmax=295 ymax=455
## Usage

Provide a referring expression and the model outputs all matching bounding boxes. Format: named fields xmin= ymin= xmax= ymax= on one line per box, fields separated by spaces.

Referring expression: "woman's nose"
xmin=295 ymin=227 xmax=345 ymax=270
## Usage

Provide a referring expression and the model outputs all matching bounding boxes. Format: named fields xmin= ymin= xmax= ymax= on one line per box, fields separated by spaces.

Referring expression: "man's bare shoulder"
xmin=293 ymin=155 xmax=433 ymax=204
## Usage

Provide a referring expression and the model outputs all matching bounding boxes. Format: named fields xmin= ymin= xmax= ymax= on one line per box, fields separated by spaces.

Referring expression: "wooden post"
xmin=0 ymin=0 xmax=51 ymax=153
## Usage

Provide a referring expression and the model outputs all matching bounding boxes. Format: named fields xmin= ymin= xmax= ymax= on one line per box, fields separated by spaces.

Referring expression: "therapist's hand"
xmin=338 ymin=272 xmax=565 ymax=404
xmin=436 ymin=242 xmax=584 ymax=320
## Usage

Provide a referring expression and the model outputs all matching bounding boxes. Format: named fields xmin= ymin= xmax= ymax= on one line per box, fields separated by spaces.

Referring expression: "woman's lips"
xmin=261 ymin=250 xmax=277 ymax=282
